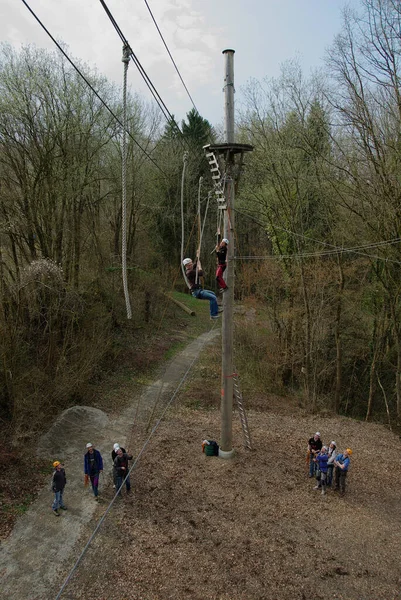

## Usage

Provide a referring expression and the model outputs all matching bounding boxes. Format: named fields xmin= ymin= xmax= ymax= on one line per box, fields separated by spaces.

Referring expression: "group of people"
xmin=307 ymin=432 xmax=353 ymax=497
xmin=51 ymin=442 xmax=133 ymax=516
xmin=182 ymin=235 xmax=229 ymax=320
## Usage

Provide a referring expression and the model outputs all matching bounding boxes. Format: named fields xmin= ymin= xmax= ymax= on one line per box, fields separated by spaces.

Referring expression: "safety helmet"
xmin=53 ymin=461 xmax=61 ymax=468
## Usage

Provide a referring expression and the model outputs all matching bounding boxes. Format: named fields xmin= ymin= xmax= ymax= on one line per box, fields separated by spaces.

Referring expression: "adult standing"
xmin=307 ymin=432 xmax=323 ymax=478
xmin=52 ymin=461 xmax=67 ymax=516
xmin=84 ymin=443 xmax=103 ymax=500
xmin=113 ymin=447 xmax=133 ymax=495
xmin=111 ymin=443 xmax=126 ymax=487
xmin=334 ymin=448 xmax=352 ymax=496
xmin=215 ymin=238 xmax=228 ymax=292
xmin=313 ymin=446 xmax=329 ymax=495
xmin=183 ymin=258 xmax=221 ymax=320
xmin=327 ymin=441 xmax=337 ymax=487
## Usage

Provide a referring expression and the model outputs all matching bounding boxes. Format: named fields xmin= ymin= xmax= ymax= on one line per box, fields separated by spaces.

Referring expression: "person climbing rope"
xmin=215 ymin=236 xmax=228 ymax=292
xmin=183 ymin=258 xmax=222 ymax=320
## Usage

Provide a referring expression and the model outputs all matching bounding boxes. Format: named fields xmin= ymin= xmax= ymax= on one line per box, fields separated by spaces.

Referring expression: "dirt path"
xmin=0 ymin=329 xmax=219 ymax=600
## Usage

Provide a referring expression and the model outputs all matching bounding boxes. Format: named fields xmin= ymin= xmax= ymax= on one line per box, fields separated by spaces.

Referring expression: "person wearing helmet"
xmin=84 ymin=443 xmax=103 ymax=500
xmin=313 ymin=446 xmax=329 ymax=495
xmin=334 ymin=448 xmax=352 ymax=496
xmin=182 ymin=258 xmax=221 ymax=320
xmin=111 ymin=443 xmax=126 ymax=488
xmin=215 ymin=236 xmax=229 ymax=293
xmin=307 ymin=432 xmax=322 ymax=478
xmin=113 ymin=447 xmax=134 ymax=495
xmin=51 ymin=461 xmax=67 ymax=516
xmin=326 ymin=441 xmax=337 ymax=487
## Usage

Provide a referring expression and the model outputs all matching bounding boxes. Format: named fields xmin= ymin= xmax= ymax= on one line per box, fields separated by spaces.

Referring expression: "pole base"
xmin=218 ymin=448 xmax=235 ymax=459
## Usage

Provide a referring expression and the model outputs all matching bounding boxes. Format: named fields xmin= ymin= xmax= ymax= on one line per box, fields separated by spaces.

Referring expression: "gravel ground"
xmin=63 ymin=407 xmax=401 ymax=600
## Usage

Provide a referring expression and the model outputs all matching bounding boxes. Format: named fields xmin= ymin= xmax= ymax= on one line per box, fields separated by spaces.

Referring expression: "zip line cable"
xmin=234 ymin=208 xmax=401 ymax=265
xmin=98 ymin=0 xmax=183 ymax=136
xmin=20 ymin=0 xmax=166 ymax=177
xmin=121 ymin=44 xmax=133 ymax=319
xmin=235 ymin=238 xmax=401 ymax=263
xmin=141 ymin=0 xmax=199 ymax=115
xmin=54 ymin=324 xmax=217 ymax=600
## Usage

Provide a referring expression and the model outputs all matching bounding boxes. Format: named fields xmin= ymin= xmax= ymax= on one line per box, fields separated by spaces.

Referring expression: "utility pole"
xmin=203 ymin=50 xmax=252 ymax=458
xmin=220 ymin=49 xmax=236 ymax=458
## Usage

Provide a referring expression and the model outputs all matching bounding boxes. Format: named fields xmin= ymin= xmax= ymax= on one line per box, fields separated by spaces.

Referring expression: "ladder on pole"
xmin=233 ymin=373 xmax=252 ymax=450
xmin=205 ymin=151 xmax=226 ymax=209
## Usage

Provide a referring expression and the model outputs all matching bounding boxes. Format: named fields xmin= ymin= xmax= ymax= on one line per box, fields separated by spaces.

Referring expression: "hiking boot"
xmin=219 ymin=287 xmax=228 ymax=293
xmin=210 ymin=315 xmax=220 ymax=320
xmin=218 ymin=307 xmax=224 ymax=313
xmin=321 ymin=489 xmax=326 ymax=496
xmin=53 ymin=510 xmax=60 ymax=517
xmin=59 ymin=506 xmax=67 ymax=510
xmin=313 ymin=485 xmax=320 ymax=490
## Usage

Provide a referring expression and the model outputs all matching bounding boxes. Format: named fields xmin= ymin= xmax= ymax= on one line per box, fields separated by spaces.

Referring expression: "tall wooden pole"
xmin=220 ymin=49 xmax=235 ymax=458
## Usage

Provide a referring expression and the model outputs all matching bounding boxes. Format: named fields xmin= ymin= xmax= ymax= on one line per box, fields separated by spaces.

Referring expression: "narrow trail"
xmin=0 ymin=329 xmax=219 ymax=600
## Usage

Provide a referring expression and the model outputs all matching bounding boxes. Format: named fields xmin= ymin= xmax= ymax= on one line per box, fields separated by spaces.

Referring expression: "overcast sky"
xmin=1 ymin=0 xmax=351 ymax=128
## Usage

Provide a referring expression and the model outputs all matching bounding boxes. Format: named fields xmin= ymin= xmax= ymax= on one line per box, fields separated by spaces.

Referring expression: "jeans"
xmin=116 ymin=474 xmax=131 ymax=495
xmin=309 ymin=456 xmax=317 ymax=477
xmin=52 ymin=490 xmax=65 ymax=510
xmin=216 ymin=264 xmax=227 ymax=289
xmin=192 ymin=289 xmax=218 ymax=317
xmin=327 ymin=464 xmax=334 ymax=486
xmin=335 ymin=467 xmax=348 ymax=493
xmin=90 ymin=474 xmax=99 ymax=497
xmin=317 ymin=471 xmax=327 ymax=489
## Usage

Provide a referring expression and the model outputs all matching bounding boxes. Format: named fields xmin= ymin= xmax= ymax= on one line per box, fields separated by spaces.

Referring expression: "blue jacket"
xmin=84 ymin=449 xmax=103 ymax=476
xmin=317 ymin=453 xmax=328 ymax=473
xmin=335 ymin=454 xmax=350 ymax=471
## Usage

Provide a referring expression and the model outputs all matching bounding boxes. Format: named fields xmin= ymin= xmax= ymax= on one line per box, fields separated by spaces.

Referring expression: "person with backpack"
xmin=51 ymin=461 xmax=67 ymax=516
xmin=113 ymin=447 xmax=133 ymax=495
xmin=84 ymin=443 xmax=103 ymax=500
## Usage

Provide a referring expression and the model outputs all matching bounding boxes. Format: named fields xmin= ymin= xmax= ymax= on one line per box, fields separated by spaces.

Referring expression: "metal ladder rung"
xmin=233 ymin=374 xmax=252 ymax=450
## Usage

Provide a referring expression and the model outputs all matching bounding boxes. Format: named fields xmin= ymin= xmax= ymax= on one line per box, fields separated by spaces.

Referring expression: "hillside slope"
xmin=65 ymin=408 xmax=401 ymax=600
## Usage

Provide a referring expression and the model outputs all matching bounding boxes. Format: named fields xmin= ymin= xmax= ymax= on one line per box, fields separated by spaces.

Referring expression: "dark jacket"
xmin=52 ymin=468 xmax=67 ymax=492
xmin=186 ymin=260 xmax=203 ymax=291
xmin=111 ymin=447 xmax=126 ymax=461
xmin=84 ymin=449 xmax=103 ymax=476
xmin=216 ymin=245 xmax=227 ymax=265
xmin=308 ymin=437 xmax=322 ymax=453
xmin=113 ymin=452 xmax=133 ymax=477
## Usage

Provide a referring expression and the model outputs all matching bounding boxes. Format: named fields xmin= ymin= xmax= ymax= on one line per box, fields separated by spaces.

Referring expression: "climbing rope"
xmin=180 ymin=151 xmax=190 ymax=289
xmin=195 ymin=176 xmax=203 ymax=285
xmin=121 ymin=43 xmax=132 ymax=319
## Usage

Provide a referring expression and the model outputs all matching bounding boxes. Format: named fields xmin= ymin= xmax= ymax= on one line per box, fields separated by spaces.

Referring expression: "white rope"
xmin=121 ymin=43 xmax=132 ymax=319
xmin=195 ymin=176 xmax=203 ymax=285
xmin=180 ymin=151 xmax=191 ymax=289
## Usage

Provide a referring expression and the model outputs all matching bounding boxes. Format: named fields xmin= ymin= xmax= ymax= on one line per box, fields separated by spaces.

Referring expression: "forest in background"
xmin=1 ymin=0 xmax=401 ymax=442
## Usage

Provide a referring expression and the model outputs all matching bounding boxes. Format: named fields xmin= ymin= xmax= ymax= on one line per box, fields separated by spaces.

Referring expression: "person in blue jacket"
xmin=313 ymin=446 xmax=329 ymax=495
xmin=84 ymin=443 xmax=103 ymax=500
xmin=334 ymin=448 xmax=352 ymax=496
